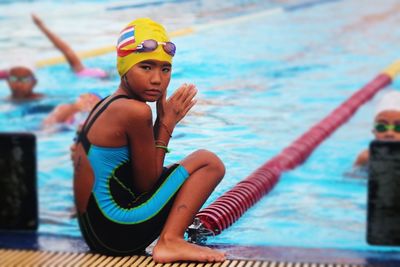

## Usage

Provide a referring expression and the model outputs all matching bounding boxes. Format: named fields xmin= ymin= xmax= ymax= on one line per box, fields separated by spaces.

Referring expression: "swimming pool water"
xmin=1 ymin=0 xmax=400 ymax=253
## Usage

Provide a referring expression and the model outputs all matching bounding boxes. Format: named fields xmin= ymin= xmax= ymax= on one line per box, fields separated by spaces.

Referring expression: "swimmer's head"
xmin=6 ymin=66 xmax=37 ymax=99
xmin=373 ymin=90 xmax=400 ymax=141
xmin=116 ymin=18 xmax=175 ymax=76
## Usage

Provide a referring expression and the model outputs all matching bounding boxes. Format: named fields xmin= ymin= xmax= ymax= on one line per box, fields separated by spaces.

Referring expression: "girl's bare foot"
xmin=152 ymin=236 xmax=226 ymax=263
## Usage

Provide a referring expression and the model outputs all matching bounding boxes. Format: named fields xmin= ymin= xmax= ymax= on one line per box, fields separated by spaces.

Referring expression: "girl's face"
xmin=123 ymin=59 xmax=171 ymax=102
xmin=373 ymin=110 xmax=400 ymax=141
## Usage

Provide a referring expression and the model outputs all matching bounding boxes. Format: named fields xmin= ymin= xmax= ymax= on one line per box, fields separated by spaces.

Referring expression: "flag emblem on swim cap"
xmin=117 ymin=26 xmax=135 ymax=56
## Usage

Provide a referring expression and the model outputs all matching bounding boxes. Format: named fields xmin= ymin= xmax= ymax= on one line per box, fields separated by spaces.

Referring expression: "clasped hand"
xmin=156 ymin=83 xmax=197 ymax=127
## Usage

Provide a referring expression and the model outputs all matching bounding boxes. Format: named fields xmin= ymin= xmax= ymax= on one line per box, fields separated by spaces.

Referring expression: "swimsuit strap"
xmin=83 ymin=95 xmax=130 ymax=134
xmin=78 ymin=94 xmax=131 ymax=153
xmin=78 ymin=96 xmax=109 ymax=134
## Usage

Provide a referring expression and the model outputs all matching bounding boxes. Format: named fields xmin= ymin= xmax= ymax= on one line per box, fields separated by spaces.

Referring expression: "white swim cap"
xmin=375 ymin=90 xmax=400 ymax=116
xmin=5 ymin=51 xmax=36 ymax=72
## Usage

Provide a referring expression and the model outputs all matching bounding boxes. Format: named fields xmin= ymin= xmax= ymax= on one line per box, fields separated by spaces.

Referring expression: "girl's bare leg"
xmin=152 ymin=149 xmax=226 ymax=263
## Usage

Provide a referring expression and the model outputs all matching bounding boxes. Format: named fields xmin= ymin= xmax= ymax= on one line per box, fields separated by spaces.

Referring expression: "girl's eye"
xmin=162 ymin=67 xmax=171 ymax=73
xmin=141 ymin=65 xmax=151 ymax=70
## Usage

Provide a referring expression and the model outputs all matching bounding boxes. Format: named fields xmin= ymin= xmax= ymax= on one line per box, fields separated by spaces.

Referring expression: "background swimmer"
xmin=42 ymin=92 xmax=101 ymax=128
xmin=5 ymin=66 xmax=41 ymax=101
xmin=0 ymin=14 xmax=107 ymax=101
xmin=354 ymin=90 xmax=400 ymax=167
xmin=32 ymin=14 xmax=107 ymax=79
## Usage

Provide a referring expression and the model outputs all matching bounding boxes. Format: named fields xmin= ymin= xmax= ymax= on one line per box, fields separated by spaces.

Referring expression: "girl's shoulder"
xmin=110 ymin=98 xmax=152 ymax=121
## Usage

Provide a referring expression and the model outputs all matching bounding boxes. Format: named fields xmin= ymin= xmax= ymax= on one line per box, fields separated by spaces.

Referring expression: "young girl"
xmin=72 ymin=18 xmax=226 ymax=263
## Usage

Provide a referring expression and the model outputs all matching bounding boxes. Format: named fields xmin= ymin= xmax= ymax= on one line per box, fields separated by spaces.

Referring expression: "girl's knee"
xmin=195 ymin=149 xmax=225 ymax=177
xmin=181 ymin=149 xmax=225 ymax=179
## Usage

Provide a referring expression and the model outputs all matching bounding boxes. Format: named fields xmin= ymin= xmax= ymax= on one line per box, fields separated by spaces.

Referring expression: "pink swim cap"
xmin=0 ymin=69 xmax=8 ymax=79
xmin=76 ymin=68 xmax=108 ymax=78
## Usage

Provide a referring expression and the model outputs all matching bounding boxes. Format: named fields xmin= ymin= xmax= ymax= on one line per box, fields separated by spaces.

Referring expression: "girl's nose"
xmin=150 ymin=70 xmax=162 ymax=84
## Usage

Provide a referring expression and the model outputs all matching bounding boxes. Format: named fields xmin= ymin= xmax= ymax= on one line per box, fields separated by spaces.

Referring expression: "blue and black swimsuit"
xmin=76 ymin=95 xmax=189 ymax=256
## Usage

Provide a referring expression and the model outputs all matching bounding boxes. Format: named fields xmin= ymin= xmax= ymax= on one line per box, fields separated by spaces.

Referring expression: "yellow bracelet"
xmin=155 ymin=139 xmax=167 ymax=146
xmin=155 ymin=145 xmax=171 ymax=153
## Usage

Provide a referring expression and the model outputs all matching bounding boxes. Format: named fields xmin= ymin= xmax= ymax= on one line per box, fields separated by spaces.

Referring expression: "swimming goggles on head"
xmin=374 ymin=123 xmax=400 ymax=133
xmin=133 ymin=39 xmax=176 ymax=56
xmin=7 ymin=75 xmax=35 ymax=83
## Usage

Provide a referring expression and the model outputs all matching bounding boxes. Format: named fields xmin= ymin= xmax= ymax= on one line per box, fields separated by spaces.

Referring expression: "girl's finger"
xmin=181 ymin=99 xmax=197 ymax=118
xmin=170 ymin=83 xmax=187 ymax=101
xmin=181 ymin=86 xmax=197 ymax=107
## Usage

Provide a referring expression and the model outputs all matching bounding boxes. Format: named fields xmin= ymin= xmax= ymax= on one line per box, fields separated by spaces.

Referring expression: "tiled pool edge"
xmin=1 ymin=232 xmax=399 ymax=266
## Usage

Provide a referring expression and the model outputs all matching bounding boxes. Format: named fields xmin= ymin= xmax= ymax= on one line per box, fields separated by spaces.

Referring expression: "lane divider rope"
xmin=196 ymin=60 xmax=400 ymax=235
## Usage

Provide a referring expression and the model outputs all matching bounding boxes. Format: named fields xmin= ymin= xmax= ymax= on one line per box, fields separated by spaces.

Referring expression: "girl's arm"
xmin=125 ymin=101 xmax=170 ymax=192
xmin=154 ymin=83 xmax=197 ymax=139
xmin=125 ymin=84 xmax=197 ymax=192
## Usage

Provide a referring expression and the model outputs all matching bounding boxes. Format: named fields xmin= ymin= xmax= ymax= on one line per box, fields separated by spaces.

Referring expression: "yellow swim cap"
xmin=116 ymin=18 xmax=173 ymax=76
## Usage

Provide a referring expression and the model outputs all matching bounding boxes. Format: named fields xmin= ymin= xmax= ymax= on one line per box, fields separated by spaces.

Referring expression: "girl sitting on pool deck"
xmin=72 ymin=18 xmax=226 ymax=263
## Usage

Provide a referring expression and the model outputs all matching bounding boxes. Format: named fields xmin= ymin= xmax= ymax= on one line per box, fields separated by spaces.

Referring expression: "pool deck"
xmin=1 ymin=231 xmax=399 ymax=266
